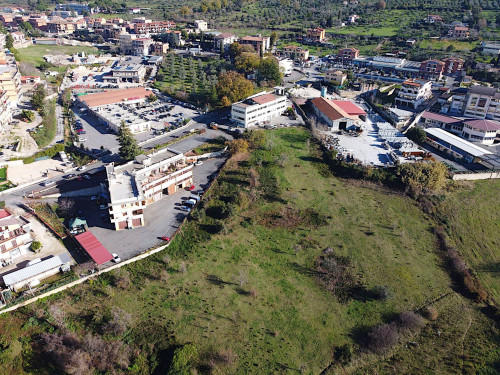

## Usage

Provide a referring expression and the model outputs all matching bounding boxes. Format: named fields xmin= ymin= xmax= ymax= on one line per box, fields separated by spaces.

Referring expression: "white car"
xmin=194 ymin=160 xmax=203 ymax=166
xmin=77 ymin=166 xmax=86 ymax=171
xmin=80 ymin=138 xmax=87 ymax=142
xmin=41 ymin=180 xmax=55 ymax=187
xmin=99 ymin=204 xmax=108 ymax=210
xmin=111 ymin=253 xmax=121 ymax=263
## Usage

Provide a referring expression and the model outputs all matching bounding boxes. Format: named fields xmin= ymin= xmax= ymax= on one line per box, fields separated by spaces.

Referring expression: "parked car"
xmin=180 ymin=205 xmax=191 ymax=212
xmin=99 ymin=204 xmax=107 ymax=210
xmin=194 ymin=160 xmax=203 ymax=166
xmin=64 ymin=174 xmax=76 ymax=179
xmin=112 ymin=253 xmax=121 ymax=263
xmin=83 ymin=174 xmax=91 ymax=180
xmin=41 ymin=180 xmax=55 ymax=187
xmin=77 ymin=166 xmax=86 ymax=171
xmin=183 ymin=198 xmax=197 ymax=207
xmin=189 ymin=194 xmax=201 ymax=202
xmin=160 ymin=236 xmax=170 ymax=242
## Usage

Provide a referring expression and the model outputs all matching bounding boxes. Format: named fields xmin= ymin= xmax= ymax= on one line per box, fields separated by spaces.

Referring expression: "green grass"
xmin=31 ymin=100 xmax=57 ymax=148
xmin=0 ymin=167 xmax=6 ymax=181
xmin=17 ymin=45 xmax=99 ymax=67
xmin=328 ymin=26 xmax=399 ymax=37
xmin=418 ymin=39 xmax=478 ymax=51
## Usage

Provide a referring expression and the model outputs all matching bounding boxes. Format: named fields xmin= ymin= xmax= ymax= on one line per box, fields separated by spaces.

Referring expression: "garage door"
xmin=132 ymin=218 xmax=142 ymax=227
xmin=118 ymin=221 xmax=127 ymax=230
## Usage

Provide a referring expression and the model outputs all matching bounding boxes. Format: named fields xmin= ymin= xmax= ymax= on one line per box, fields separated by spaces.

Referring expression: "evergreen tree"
xmin=118 ymin=121 xmax=141 ymax=160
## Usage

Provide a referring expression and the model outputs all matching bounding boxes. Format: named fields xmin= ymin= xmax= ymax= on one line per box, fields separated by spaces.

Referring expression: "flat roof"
xmin=3 ymin=253 xmax=72 ymax=286
xmin=80 ymin=87 xmax=153 ymax=108
xmin=425 ymin=128 xmax=493 ymax=157
xmin=75 ymin=231 xmax=113 ymax=265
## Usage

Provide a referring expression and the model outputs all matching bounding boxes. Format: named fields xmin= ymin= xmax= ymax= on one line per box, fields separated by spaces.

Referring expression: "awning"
xmin=74 ymin=231 xmax=113 ymax=265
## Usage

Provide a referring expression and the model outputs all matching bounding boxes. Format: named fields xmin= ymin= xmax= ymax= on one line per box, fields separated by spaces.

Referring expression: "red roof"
xmin=0 ymin=209 xmax=11 ymax=219
xmin=75 ymin=231 xmax=113 ymax=265
xmin=311 ymin=97 xmax=350 ymax=121
xmin=463 ymin=119 xmax=500 ymax=131
xmin=252 ymin=93 xmax=277 ymax=105
xmin=422 ymin=111 xmax=461 ymax=124
xmin=331 ymin=100 xmax=366 ymax=116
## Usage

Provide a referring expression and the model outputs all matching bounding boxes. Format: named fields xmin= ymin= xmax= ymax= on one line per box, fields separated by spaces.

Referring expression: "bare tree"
xmin=248 ymin=167 xmax=260 ymax=189
xmin=237 ymin=270 xmax=248 ymax=288
xmin=49 ymin=305 xmax=66 ymax=328
xmin=58 ymin=198 xmax=75 ymax=216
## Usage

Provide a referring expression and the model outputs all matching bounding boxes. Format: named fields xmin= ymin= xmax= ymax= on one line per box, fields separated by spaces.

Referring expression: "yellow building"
xmin=0 ymin=65 xmax=22 ymax=108
xmin=282 ymin=45 xmax=310 ymax=61
xmin=325 ymin=70 xmax=347 ymax=86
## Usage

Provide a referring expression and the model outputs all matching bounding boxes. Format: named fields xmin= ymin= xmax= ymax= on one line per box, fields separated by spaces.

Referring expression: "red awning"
xmin=75 ymin=231 xmax=113 ymax=265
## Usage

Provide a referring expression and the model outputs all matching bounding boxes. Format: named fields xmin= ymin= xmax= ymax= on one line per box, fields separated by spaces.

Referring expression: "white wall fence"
xmin=452 ymin=171 xmax=500 ymax=180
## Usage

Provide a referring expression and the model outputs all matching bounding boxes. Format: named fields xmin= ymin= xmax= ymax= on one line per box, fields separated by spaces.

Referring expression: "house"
xmin=419 ymin=59 xmax=445 ymax=80
xmin=406 ymin=39 xmax=416 ymax=46
xmin=194 ymin=20 xmax=208 ymax=31
xmin=442 ymin=57 xmax=465 ymax=75
xmin=306 ymin=28 xmax=326 ymax=42
xmin=0 ymin=209 xmax=33 ymax=265
xmin=324 ymin=70 xmax=347 ymax=86
xmin=395 ymin=79 xmax=432 ymax=109
xmin=231 ymin=89 xmax=288 ymax=128
xmin=129 ymin=7 xmax=141 ymax=14
xmin=481 ymin=41 xmax=500 ymax=55
xmin=461 ymin=119 xmax=500 ymax=144
xmin=310 ymin=97 xmax=365 ymax=130
xmin=282 ymin=45 xmax=309 ymax=61
xmin=214 ymin=33 xmax=238 ymax=52
xmin=348 ymin=14 xmax=359 ymax=24
xmin=2 ymin=253 xmax=72 ymax=292
xmin=448 ymin=26 xmax=469 ymax=39
xmin=337 ymin=47 xmax=359 ymax=64
xmin=152 ymin=42 xmax=169 ymax=55
xmin=131 ymin=38 xmax=154 ymax=56
xmin=239 ymin=35 xmax=271 ymax=53
xmin=106 ymin=149 xmax=193 ymax=230
xmin=425 ymin=14 xmax=442 ymax=23
xmin=463 ymin=85 xmax=500 ymax=121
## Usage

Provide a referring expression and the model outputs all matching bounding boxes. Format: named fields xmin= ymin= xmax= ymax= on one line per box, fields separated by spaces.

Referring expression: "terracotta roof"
xmin=80 ymin=87 xmax=153 ymax=107
xmin=241 ymin=36 xmax=266 ymax=42
xmin=75 ymin=231 xmax=113 ymax=265
xmin=331 ymin=100 xmax=366 ymax=116
xmin=463 ymin=119 xmax=500 ymax=131
xmin=252 ymin=93 xmax=278 ymax=105
xmin=215 ymin=32 xmax=235 ymax=39
xmin=0 ymin=209 xmax=11 ymax=220
xmin=311 ymin=97 xmax=351 ymax=121
xmin=454 ymin=26 xmax=468 ymax=31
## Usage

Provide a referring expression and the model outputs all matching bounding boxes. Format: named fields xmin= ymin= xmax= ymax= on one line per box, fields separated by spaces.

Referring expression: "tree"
xmin=31 ymin=241 xmax=42 ymax=252
xmin=179 ymin=5 xmax=192 ymax=16
xmin=478 ymin=18 xmax=488 ymax=29
xmin=235 ymin=52 xmax=260 ymax=73
xmin=38 ymin=61 xmax=51 ymax=71
xmin=227 ymin=139 xmax=249 ymax=154
xmin=167 ymin=344 xmax=198 ymax=375
xmin=146 ymin=94 xmax=158 ymax=102
xmin=375 ymin=0 xmax=386 ymax=10
xmin=405 ymin=126 xmax=426 ymax=144
xmin=21 ymin=109 xmax=35 ymax=122
xmin=397 ymin=161 xmax=448 ymax=193
xmin=5 ymin=33 xmax=14 ymax=49
xmin=367 ymin=323 xmax=398 ymax=354
xmin=228 ymin=42 xmax=243 ymax=59
xmin=270 ymin=31 xmax=278 ymax=46
xmin=118 ymin=121 xmax=141 ymax=161
xmin=31 ymin=84 xmax=47 ymax=110
xmin=257 ymin=57 xmax=282 ymax=85
xmin=215 ymin=71 xmax=254 ymax=104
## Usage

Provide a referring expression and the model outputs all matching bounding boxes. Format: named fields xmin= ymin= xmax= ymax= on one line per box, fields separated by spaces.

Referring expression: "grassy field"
xmin=0 ymin=167 xmax=6 ymax=181
xmin=439 ymin=180 xmax=500 ymax=304
xmin=329 ymin=26 xmax=399 ymax=37
xmin=418 ymin=39 xmax=478 ymax=51
xmin=17 ymin=45 xmax=99 ymax=67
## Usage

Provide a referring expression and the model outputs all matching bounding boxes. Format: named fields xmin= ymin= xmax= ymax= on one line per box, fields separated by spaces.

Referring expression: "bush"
xmin=397 ymin=161 xmax=448 ymax=194
xmin=168 ymin=343 xmax=198 ymax=375
xmin=367 ymin=323 xmax=398 ymax=354
xmin=372 ymin=285 xmax=394 ymax=301
xmin=30 ymin=241 xmax=42 ymax=252
xmin=424 ymin=306 xmax=439 ymax=321
xmin=12 ymin=143 xmax=65 ymax=164
xmin=334 ymin=344 xmax=353 ymax=365
xmin=398 ymin=311 xmax=424 ymax=332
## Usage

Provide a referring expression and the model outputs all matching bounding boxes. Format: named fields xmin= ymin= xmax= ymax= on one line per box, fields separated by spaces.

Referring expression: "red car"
xmin=188 ymin=184 xmax=195 ymax=191
xmin=161 ymin=236 xmax=170 ymax=242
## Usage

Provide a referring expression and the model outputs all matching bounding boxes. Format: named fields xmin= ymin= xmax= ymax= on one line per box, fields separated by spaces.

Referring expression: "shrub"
xmin=0 ymin=201 xmax=5 ymax=209
xmin=367 ymin=323 xmax=398 ymax=354
xmin=372 ymin=285 xmax=394 ymax=301
xmin=424 ymin=306 xmax=438 ymax=321
xmin=398 ymin=311 xmax=424 ymax=332
xmin=30 ymin=240 xmax=42 ymax=252
xmin=334 ymin=344 xmax=353 ymax=365
xmin=397 ymin=161 xmax=448 ymax=194
xmin=168 ymin=343 xmax=198 ymax=375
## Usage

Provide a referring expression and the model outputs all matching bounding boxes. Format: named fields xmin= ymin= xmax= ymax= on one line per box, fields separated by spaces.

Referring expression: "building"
xmin=119 ymin=33 xmax=136 ymax=54
xmin=46 ymin=18 xmax=76 ymax=34
xmin=278 ymin=59 xmax=294 ymax=75
xmin=194 ymin=20 xmax=208 ymax=31
xmin=164 ymin=30 xmax=183 ymax=46
xmin=74 ymin=231 xmax=113 ymax=265
xmin=395 ymin=79 xmax=432 ymax=109
xmin=425 ymin=14 xmax=443 ymax=23
xmin=310 ymin=97 xmax=365 ymax=130
xmin=424 ymin=127 xmax=492 ymax=163
xmin=152 ymin=42 xmax=169 ymax=55
xmin=348 ymin=14 xmax=359 ymax=24
xmin=131 ymin=38 xmax=154 ymax=56
xmin=448 ymin=26 xmax=469 ymax=39
xmin=129 ymin=7 xmax=141 ymax=14
xmin=421 ymin=111 xmax=464 ymax=135
xmin=282 ymin=45 xmax=309 ymax=61
xmin=0 ymin=65 xmax=22 ymax=109
xmin=337 ymin=47 xmax=359 ymax=64
xmin=481 ymin=41 xmax=500 ymax=55
xmin=463 ymin=85 xmax=500 ymax=121
xmin=133 ymin=21 xmax=175 ymax=34
xmin=214 ymin=33 xmax=238 ymax=51
xmin=0 ymin=209 xmax=33 ymax=265
xmin=442 ymin=57 xmax=465 ymax=75
xmin=56 ymin=3 xmax=98 ymax=15
xmin=306 ymin=28 xmax=326 ymax=42
xmin=325 ymin=70 xmax=347 ymax=86
xmin=2 ymin=253 xmax=72 ymax=291
xmin=387 ymin=107 xmax=413 ymax=128
xmin=106 ymin=149 xmax=193 ymax=230
xmin=104 ymin=63 xmax=147 ymax=83
xmin=239 ymin=35 xmax=271 ymax=53
xmin=461 ymin=119 xmax=500 ymax=145
xmin=231 ymin=90 xmax=288 ymax=127
xmin=419 ymin=59 xmax=445 ymax=80
xmin=0 ymin=91 xmax=13 ymax=134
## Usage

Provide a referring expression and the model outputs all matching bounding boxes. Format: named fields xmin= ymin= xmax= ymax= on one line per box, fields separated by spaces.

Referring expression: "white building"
xmin=214 ymin=33 xmax=238 ymax=51
xmin=0 ymin=91 xmax=13 ymax=134
xmin=194 ymin=20 xmax=208 ymax=31
xmin=231 ymin=90 xmax=288 ymax=128
xmin=461 ymin=119 xmax=500 ymax=145
xmin=0 ymin=209 xmax=33 ymax=265
xmin=395 ymin=79 xmax=432 ymax=109
xmin=278 ymin=59 xmax=294 ymax=76
xmin=106 ymin=149 xmax=193 ymax=230
xmin=463 ymin=85 xmax=500 ymax=122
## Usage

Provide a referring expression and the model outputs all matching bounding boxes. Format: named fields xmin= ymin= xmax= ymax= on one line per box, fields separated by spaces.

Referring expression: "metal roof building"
xmin=74 ymin=231 xmax=113 ymax=265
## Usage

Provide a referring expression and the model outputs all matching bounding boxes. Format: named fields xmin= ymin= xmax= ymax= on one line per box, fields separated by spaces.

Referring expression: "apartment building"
xmin=239 ymin=35 xmax=271 ymax=53
xmin=46 ymin=18 xmax=76 ymax=34
xmin=131 ymin=38 xmax=154 ymax=56
xmin=0 ymin=65 xmax=22 ymax=109
xmin=0 ymin=209 xmax=33 ymax=265
xmin=106 ymin=150 xmax=193 ymax=230
xmin=463 ymin=85 xmax=500 ymax=121
xmin=337 ymin=47 xmax=359 ymax=64
xmin=282 ymin=45 xmax=309 ymax=61
xmin=448 ymin=26 xmax=469 ymax=38
xmin=306 ymin=28 xmax=326 ymax=42
xmin=231 ymin=90 xmax=288 ymax=127
xmin=325 ymin=70 xmax=347 ymax=86
xmin=461 ymin=119 xmax=500 ymax=144
xmin=133 ymin=20 xmax=175 ymax=34
xmin=0 ymin=91 xmax=13 ymax=134
xmin=214 ymin=33 xmax=238 ymax=51
xmin=194 ymin=20 xmax=208 ymax=31
xmin=395 ymin=79 xmax=432 ymax=109
xmin=442 ymin=57 xmax=465 ymax=75
xmin=153 ymin=42 xmax=169 ymax=55
xmin=56 ymin=3 xmax=99 ymax=15
xmin=419 ymin=59 xmax=445 ymax=80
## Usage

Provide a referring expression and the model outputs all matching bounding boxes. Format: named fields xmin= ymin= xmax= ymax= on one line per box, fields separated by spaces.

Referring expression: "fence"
xmin=452 ymin=171 xmax=500 ymax=180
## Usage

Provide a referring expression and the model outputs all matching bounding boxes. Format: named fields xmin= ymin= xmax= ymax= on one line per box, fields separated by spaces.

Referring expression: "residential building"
xmin=425 ymin=14 xmax=443 ymax=23
xmin=0 ymin=91 xmax=13 ymax=134
xmin=420 ymin=111 xmax=464 ymax=135
xmin=239 ymin=35 xmax=271 ymax=53
xmin=231 ymin=90 xmax=288 ymax=127
xmin=306 ymin=28 xmax=326 ymax=42
xmin=129 ymin=7 xmax=141 ymax=14
xmin=278 ymin=59 xmax=294 ymax=75
xmin=164 ymin=30 xmax=183 ymax=46
xmin=481 ymin=41 xmax=500 ymax=55
xmin=325 ymin=70 xmax=347 ymax=86
xmin=448 ymin=26 xmax=469 ymax=39
xmin=442 ymin=57 xmax=465 ymax=75
xmin=194 ymin=20 xmax=208 ymax=31
xmin=463 ymin=85 xmax=500 ymax=121
xmin=28 ymin=14 xmax=48 ymax=30
xmin=214 ymin=33 xmax=238 ymax=51
xmin=282 ymin=45 xmax=309 ymax=61
xmin=0 ymin=13 xmax=14 ymax=26
xmin=119 ymin=33 xmax=136 ymax=54
xmin=3 ymin=253 xmax=72 ymax=291
xmin=461 ymin=119 xmax=500 ymax=144
xmin=395 ymin=79 xmax=432 ymax=109
xmin=387 ymin=107 xmax=413 ymax=128
xmin=424 ymin=127 xmax=492 ymax=163
xmin=46 ymin=18 xmax=76 ymax=34
xmin=56 ymin=3 xmax=99 ymax=15
xmin=152 ymin=42 xmax=169 ymax=55
xmin=0 ymin=209 xmax=33 ymax=265
xmin=419 ymin=59 xmax=445 ymax=80
xmin=10 ymin=31 xmax=25 ymax=44
xmin=106 ymin=149 xmax=193 ymax=230
xmin=133 ymin=21 xmax=175 ymax=34
xmin=0 ymin=65 xmax=22 ymax=109
xmin=310 ymin=97 xmax=365 ymax=130
xmin=131 ymin=38 xmax=154 ymax=56
xmin=348 ymin=14 xmax=359 ymax=24
xmin=337 ymin=47 xmax=359 ymax=64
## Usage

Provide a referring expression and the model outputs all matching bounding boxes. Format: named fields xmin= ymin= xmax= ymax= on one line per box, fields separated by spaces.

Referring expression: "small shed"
xmin=69 ymin=217 xmax=88 ymax=235
xmin=74 ymin=231 xmax=113 ymax=265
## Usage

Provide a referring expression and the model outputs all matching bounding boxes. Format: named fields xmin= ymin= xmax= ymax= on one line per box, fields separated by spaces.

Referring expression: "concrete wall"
xmin=452 ymin=171 xmax=500 ymax=180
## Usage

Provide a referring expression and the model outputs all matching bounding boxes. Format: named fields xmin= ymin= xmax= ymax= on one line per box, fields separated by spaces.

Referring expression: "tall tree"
xmin=5 ymin=34 xmax=14 ymax=49
xmin=270 ymin=31 xmax=278 ymax=46
xmin=257 ymin=57 xmax=283 ymax=85
xmin=31 ymin=84 xmax=47 ymax=110
xmin=118 ymin=121 xmax=141 ymax=161
xmin=215 ymin=71 xmax=254 ymax=104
